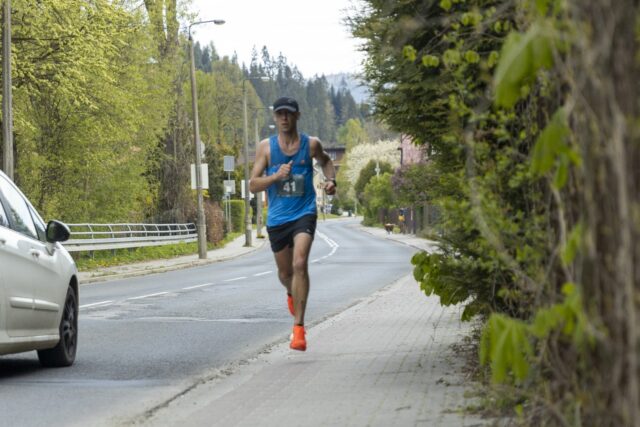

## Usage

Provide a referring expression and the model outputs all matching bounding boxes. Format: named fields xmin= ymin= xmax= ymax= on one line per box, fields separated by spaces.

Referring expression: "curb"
xmin=78 ymin=237 xmax=268 ymax=285
xmin=356 ymin=224 xmax=438 ymax=253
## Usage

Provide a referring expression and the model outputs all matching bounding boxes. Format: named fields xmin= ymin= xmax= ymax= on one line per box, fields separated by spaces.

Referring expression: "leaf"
xmin=464 ymin=51 xmax=481 ymax=64
xmin=443 ymin=49 xmax=462 ymax=67
xmin=531 ymin=108 xmax=570 ymax=175
xmin=403 ymin=45 xmax=417 ymax=61
xmin=561 ymin=223 xmax=584 ymax=265
xmin=481 ymin=314 xmax=532 ymax=383
xmin=439 ymin=0 xmax=452 ymax=11
xmin=552 ymin=156 xmax=569 ymax=189
xmin=494 ymin=21 xmax=556 ymax=108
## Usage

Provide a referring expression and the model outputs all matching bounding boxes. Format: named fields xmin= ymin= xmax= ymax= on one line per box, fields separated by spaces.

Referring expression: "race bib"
xmin=277 ymin=174 xmax=305 ymax=197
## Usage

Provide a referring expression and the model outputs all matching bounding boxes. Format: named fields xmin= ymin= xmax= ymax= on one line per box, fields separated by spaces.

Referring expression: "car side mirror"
xmin=46 ymin=220 xmax=71 ymax=243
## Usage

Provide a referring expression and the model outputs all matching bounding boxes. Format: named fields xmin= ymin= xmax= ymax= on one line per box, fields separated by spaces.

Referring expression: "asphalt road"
xmin=0 ymin=219 xmax=417 ymax=426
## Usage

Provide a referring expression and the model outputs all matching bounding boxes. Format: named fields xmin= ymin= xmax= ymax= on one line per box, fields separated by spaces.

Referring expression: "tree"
xmin=9 ymin=0 xmax=171 ymax=222
xmin=354 ymin=160 xmax=393 ymax=204
xmin=361 ymin=173 xmax=395 ymax=225
xmin=337 ymin=119 xmax=368 ymax=149
xmin=339 ymin=140 xmax=401 ymax=202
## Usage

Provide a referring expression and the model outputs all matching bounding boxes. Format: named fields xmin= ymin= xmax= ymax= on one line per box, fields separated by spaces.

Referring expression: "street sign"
xmin=190 ymin=164 xmax=209 ymax=189
xmin=224 ymin=179 xmax=236 ymax=194
xmin=223 ymin=156 xmax=235 ymax=172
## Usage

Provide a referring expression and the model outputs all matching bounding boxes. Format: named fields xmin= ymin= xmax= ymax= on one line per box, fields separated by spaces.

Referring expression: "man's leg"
xmin=290 ymin=232 xmax=313 ymax=326
xmin=273 ymin=245 xmax=293 ymax=295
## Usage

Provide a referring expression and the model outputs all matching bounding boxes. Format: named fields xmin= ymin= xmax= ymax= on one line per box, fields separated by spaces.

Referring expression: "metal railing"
xmin=62 ymin=223 xmax=197 ymax=252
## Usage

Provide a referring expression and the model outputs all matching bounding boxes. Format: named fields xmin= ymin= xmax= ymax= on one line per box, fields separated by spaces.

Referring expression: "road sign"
xmin=223 ymin=156 xmax=235 ymax=172
xmin=190 ymin=164 xmax=209 ymax=189
xmin=224 ymin=179 xmax=236 ymax=194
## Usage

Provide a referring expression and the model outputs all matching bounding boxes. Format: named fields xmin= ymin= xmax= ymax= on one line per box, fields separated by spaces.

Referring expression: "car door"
xmin=0 ymin=200 xmax=17 ymax=335
xmin=28 ymin=204 xmax=67 ymax=335
xmin=0 ymin=176 xmax=63 ymax=337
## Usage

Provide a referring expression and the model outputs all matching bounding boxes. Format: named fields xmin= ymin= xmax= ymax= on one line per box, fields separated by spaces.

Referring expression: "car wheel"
xmin=37 ymin=286 xmax=78 ymax=367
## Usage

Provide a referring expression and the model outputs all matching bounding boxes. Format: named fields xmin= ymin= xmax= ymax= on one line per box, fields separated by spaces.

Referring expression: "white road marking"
xmin=80 ymin=300 xmax=113 ymax=309
xmin=312 ymin=231 xmax=339 ymax=263
xmin=253 ymin=271 xmax=272 ymax=277
xmin=81 ymin=232 xmax=339 ymax=306
xmin=182 ymin=283 xmax=214 ymax=290
xmin=127 ymin=291 xmax=169 ymax=301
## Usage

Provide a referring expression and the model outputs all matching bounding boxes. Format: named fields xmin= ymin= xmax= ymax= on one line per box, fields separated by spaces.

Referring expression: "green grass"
xmin=75 ymin=232 xmax=242 ymax=271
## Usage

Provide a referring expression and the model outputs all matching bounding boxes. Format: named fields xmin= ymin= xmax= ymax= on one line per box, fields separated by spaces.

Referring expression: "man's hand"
xmin=276 ymin=161 xmax=293 ymax=180
xmin=324 ymin=179 xmax=336 ymax=196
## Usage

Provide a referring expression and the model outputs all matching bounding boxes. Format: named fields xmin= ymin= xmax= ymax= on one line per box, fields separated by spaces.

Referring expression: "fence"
xmin=62 ymin=223 xmax=197 ymax=252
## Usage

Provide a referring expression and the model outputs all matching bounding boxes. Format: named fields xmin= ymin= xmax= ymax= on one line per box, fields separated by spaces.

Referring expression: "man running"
xmin=249 ymin=96 xmax=337 ymax=351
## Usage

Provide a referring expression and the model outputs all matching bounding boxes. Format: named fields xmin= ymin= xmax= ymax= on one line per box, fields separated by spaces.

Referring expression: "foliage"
xmin=479 ymin=283 xmax=594 ymax=384
xmin=75 ymin=241 xmax=204 ymax=271
xmin=352 ymin=0 xmax=640 ymax=424
xmin=10 ymin=0 xmax=172 ymax=222
xmin=355 ymin=160 xmax=393 ymax=204
xmin=391 ymin=163 xmax=435 ymax=206
xmin=337 ymin=118 xmax=368 ymax=149
xmin=228 ymin=199 xmax=247 ymax=233
xmin=338 ymin=140 xmax=401 ymax=205
xmin=205 ymin=200 xmax=225 ymax=244
xmin=361 ymin=172 xmax=396 ymax=224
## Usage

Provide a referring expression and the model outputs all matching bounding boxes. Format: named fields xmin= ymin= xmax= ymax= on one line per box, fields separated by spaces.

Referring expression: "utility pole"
xmin=242 ymin=79 xmax=252 ymax=247
xmin=254 ymin=112 xmax=263 ymax=238
xmin=2 ymin=0 xmax=13 ymax=179
xmin=242 ymin=76 xmax=269 ymax=247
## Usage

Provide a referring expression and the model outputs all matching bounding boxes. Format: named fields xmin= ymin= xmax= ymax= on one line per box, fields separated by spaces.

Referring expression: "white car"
xmin=0 ymin=170 xmax=78 ymax=366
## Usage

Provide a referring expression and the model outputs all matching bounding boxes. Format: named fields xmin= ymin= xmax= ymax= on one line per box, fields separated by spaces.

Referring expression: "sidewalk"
xmin=135 ymin=226 xmax=485 ymax=427
xmin=77 ymin=230 xmax=267 ymax=284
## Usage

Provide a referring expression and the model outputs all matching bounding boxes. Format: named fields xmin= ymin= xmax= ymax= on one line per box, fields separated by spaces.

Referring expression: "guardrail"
xmin=62 ymin=223 xmax=197 ymax=252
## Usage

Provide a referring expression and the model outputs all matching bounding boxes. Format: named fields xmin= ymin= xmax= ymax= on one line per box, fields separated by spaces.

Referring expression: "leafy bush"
xmin=354 ymin=0 xmax=640 ymax=424
xmin=228 ymin=200 xmax=247 ymax=233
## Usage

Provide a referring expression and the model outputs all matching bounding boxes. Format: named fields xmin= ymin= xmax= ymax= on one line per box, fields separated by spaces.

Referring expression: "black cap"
xmin=273 ymin=97 xmax=299 ymax=113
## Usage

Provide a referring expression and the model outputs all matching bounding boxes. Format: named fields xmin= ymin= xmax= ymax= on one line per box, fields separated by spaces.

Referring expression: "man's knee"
xmin=292 ymin=257 xmax=309 ymax=276
xmin=278 ymin=269 xmax=293 ymax=284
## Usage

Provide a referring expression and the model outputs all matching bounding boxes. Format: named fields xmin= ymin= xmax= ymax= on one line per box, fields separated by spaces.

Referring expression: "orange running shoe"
xmin=290 ymin=325 xmax=306 ymax=351
xmin=287 ymin=294 xmax=294 ymax=316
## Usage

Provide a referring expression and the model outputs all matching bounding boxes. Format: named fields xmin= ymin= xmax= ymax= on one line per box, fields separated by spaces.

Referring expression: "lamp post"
xmin=188 ymin=18 xmax=225 ymax=259
xmin=242 ymin=76 xmax=269 ymax=247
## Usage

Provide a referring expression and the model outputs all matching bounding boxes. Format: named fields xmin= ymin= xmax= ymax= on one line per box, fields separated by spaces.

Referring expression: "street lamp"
xmin=242 ymin=76 xmax=269 ymax=247
xmin=188 ymin=18 xmax=225 ymax=259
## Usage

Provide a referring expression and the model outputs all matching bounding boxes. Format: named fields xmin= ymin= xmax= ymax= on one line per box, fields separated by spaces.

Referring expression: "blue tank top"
xmin=266 ymin=133 xmax=317 ymax=227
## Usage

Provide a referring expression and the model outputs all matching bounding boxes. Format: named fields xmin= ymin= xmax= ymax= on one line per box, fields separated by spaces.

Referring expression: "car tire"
xmin=37 ymin=286 xmax=78 ymax=367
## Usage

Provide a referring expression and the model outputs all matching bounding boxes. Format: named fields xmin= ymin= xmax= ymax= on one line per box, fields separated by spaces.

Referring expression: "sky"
xmin=187 ymin=0 xmax=366 ymax=78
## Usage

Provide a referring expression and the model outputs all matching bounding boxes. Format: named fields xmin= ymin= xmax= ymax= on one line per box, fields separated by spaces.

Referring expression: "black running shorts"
xmin=267 ymin=214 xmax=317 ymax=253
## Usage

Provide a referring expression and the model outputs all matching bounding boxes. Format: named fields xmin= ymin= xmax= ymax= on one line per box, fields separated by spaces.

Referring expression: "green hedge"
xmin=229 ymin=200 xmax=249 ymax=233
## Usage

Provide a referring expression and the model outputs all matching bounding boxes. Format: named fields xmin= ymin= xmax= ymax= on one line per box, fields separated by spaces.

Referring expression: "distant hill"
xmin=324 ymin=73 xmax=371 ymax=104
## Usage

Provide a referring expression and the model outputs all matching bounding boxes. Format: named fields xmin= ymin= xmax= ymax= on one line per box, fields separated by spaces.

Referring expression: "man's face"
xmin=274 ymin=110 xmax=299 ymax=132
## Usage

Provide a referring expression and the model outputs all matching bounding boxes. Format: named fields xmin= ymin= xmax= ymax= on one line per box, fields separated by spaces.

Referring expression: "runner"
xmin=249 ymin=96 xmax=337 ymax=351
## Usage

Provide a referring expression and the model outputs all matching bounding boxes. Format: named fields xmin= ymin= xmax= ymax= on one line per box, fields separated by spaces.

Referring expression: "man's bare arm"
xmin=249 ymin=139 xmax=292 ymax=193
xmin=310 ymin=137 xmax=337 ymax=195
